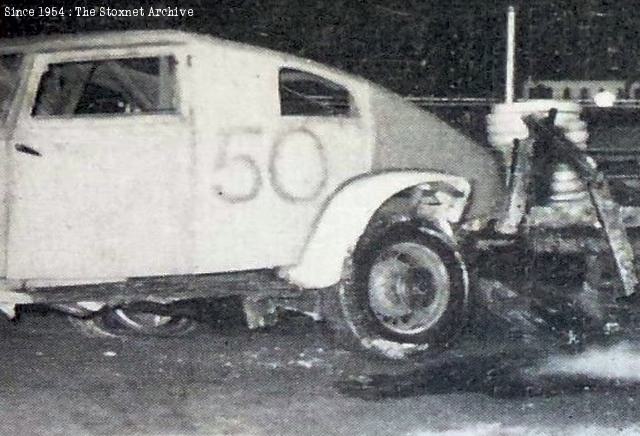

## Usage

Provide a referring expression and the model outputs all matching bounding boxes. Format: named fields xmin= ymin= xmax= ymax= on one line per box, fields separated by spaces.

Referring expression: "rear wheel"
xmin=338 ymin=225 xmax=468 ymax=359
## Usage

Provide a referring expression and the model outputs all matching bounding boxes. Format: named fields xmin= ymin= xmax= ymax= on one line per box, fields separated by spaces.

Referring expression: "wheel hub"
xmin=368 ymin=242 xmax=451 ymax=335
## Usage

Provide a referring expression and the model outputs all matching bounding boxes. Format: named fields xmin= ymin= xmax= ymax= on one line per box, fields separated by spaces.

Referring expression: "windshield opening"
xmin=0 ymin=54 xmax=23 ymax=122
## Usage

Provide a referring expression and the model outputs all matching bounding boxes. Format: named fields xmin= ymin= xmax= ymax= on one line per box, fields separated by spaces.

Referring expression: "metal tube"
xmin=505 ymin=5 xmax=516 ymax=103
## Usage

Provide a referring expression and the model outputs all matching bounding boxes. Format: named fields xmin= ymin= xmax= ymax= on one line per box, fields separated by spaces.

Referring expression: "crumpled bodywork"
xmin=280 ymin=170 xmax=471 ymax=289
xmin=283 ymin=87 xmax=507 ymax=289
xmin=369 ymin=87 xmax=507 ymax=221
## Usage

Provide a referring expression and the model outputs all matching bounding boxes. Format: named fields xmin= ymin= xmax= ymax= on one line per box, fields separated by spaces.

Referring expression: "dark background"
xmin=0 ymin=0 xmax=635 ymax=99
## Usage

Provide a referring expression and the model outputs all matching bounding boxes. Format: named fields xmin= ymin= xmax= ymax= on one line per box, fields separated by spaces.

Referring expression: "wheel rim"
xmin=112 ymin=308 xmax=181 ymax=332
xmin=367 ymin=241 xmax=451 ymax=335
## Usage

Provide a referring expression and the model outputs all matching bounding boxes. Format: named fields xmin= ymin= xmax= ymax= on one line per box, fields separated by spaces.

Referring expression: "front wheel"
xmin=69 ymin=307 xmax=196 ymax=337
xmin=338 ymin=225 xmax=469 ymax=359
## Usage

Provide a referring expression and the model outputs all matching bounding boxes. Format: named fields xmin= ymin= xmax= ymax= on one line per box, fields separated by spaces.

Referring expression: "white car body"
xmin=0 ymin=31 xmax=504 ymax=312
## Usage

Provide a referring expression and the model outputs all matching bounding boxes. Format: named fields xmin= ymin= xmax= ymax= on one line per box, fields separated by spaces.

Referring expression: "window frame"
xmin=278 ymin=67 xmax=357 ymax=118
xmin=0 ymin=53 xmax=25 ymax=124
xmin=22 ymin=47 xmax=185 ymax=124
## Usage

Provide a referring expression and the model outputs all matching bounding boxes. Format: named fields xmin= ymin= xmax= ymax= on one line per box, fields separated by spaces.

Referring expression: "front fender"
xmin=279 ymin=170 xmax=470 ymax=289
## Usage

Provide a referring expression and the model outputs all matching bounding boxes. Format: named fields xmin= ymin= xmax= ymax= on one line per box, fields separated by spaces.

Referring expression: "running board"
xmin=21 ymin=270 xmax=302 ymax=306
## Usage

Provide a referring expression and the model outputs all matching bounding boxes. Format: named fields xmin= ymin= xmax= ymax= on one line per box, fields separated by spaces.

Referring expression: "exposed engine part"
xmin=527 ymin=112 xmax=639 ymax=297
xmin=241 ymin=297 xmax=279 ymax=329
xmin=548 ymin=163 xmax=588 ymax=202
xmin=486 ymin=100 xmax=587 ymax=172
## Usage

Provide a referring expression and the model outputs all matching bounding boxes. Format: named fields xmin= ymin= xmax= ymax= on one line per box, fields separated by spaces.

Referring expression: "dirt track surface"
xmin=2 ymin=308 xmax=640 ymax=436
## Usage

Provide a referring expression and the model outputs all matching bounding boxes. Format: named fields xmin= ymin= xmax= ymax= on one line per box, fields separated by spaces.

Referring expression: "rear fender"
xmin=279 ymin=170 xmax=470 ymax=289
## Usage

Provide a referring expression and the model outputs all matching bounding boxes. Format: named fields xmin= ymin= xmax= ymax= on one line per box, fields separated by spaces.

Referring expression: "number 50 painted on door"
xmin=212 ymin=127 xmax=329 ymax=203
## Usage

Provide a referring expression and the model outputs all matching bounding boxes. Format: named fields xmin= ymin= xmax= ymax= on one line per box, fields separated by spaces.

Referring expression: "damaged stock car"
xmin=0 ymin=30 xmax=631 ymax=359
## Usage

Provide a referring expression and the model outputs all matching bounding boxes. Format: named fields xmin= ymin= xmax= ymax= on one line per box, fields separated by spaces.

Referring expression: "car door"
xmin=272 ymin=66 xmax=373 ymax=257
xmin=7 ymin=48 xmax=196 ymax=280
xmin=189 ymin=53 xmax=372 ymax=273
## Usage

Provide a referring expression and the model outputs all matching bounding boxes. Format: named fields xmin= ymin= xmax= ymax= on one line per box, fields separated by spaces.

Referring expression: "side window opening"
xmin=0 ymin=54 xmax=23 ymax=122
xmin=279 ymin=68 xmax=353 ymax=117
xmin=32 ymin=55 xmax=178 ymax=117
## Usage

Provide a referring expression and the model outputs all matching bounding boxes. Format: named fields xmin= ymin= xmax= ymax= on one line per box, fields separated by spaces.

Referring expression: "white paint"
xmin=1 ymin=33 xmax=375 ymax=281
xmin=281 ymin=171 xmax=470 ymax=289
xmin=0 ymin=31 xmax=476 ymax=305
xmin=189 ymin=45 xmax=373 ymax=274
xmin=269 ymin=129 xmax=327 ymax=201
xmin=7 ymin=48 xmax=196 ymax=279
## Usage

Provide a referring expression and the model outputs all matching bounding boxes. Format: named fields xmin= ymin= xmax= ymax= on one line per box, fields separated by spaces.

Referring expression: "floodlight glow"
xmin=593 ymin=90 xmax=616 ymax=107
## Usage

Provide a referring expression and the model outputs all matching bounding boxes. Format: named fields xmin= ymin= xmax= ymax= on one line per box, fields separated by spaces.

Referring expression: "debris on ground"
xmin=334 ymin=344 xmax=640 ymax=400
xmin=337 ymin=273 xmax=640 ymax=400
xmin=536 ymin=341 xmax=640 ymax=380
xmin=290 ymin=357 xmax=323 ymax=369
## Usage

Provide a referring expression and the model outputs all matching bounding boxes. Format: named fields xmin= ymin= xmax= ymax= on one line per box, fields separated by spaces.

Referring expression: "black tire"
xmin=338 ymin=223 xmax=468 ymax=359
xmin=68 ymin=307 xmax=196 ymax=338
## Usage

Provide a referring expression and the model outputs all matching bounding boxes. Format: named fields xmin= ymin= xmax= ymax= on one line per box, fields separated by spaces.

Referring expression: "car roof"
xmin=5 ymin=30 xmax=352 ymax=70
xmin=0 ymin=30 xmax=249 ymax=53
xmin=0 ymin=29 xmax=369 ymax=88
